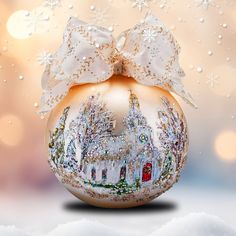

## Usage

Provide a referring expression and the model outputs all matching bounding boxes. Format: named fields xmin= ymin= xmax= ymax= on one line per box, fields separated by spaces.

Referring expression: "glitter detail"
xmin=48 ymin=91 xmax=188 ymax=203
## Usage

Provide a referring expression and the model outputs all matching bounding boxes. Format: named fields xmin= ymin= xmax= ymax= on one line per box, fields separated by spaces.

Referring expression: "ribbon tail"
xmin=171 ymin=80 xmax=198 ymax=109
xmin=38 ymin=80 xmax=71 ymax=115
xmin=176 ymin=89 xmax=197 ymax=109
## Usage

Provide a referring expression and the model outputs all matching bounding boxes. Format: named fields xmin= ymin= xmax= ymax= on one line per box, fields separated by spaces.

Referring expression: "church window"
xmin=91 ymin=167 xmax=96 ymax=181
xmin=120 ymin=166 xmax=126 ymax=180
xmin=102 ymin=168 xmax=107 ymax=181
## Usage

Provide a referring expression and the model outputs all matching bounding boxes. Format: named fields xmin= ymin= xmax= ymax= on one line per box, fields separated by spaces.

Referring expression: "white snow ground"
xmin=0 ymin=185 xmax=235 ymax=236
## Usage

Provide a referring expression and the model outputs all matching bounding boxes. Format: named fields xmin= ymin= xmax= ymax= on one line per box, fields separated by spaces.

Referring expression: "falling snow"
xmin=44 ymin=0 xmax=61 ymax=10
xmin=90 ymin=6 xmax=110 ymax=25
xmin=24 ymin=9 xmax=49 ymax=34
xmin=196 ymin=0 xmax=215 ymax=9
xmin=143 ymin=28 xmax=158 ymax=43
xmin=206 ymin=73 xmax=219 ymax=88
xmin=37 ymin=51 xmax=54 ymax=66
xmin=131 ymin=0 xmax=151 ymax=11
xmin=155 ymin=0 xmax=173 ymax=9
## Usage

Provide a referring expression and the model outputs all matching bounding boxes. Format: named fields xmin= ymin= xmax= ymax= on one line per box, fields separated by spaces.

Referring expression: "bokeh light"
xmin=215 ymin=131 xmax=236 ymax=162
xmin=7 ymin=7 xmax=51 ymax=40
xmin=7 ymin=10 xmax=31 ymax=40
xmin=0 ymin=114 xmax=24 ymax=146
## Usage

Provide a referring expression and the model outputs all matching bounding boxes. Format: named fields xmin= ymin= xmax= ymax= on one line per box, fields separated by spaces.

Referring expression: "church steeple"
xmin=124 ymin=90 xmax=147 ymax=130
xmin=129 ymin=90 xmax=140 ymax=110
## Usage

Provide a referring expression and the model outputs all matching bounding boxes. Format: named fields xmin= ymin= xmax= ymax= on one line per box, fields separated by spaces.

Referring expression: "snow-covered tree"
xmin=157 ymin=97 xmax=188 ymax=177
xmin=48 ymin=107 xmax=70 ymax=167
xmin=75 ymin=94 xmax=115 ymax=156
xmin=63 ymin=139 xmax=78 ymax=172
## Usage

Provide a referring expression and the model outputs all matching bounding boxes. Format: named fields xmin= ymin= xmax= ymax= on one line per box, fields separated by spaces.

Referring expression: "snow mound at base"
xmin=0 ymin=212 xmax=235 ymax=236
xmin=46 ymin=219 xmax=122 ymax=236
xmin=0 ymin=225 xmax=29 ymax=236
xmin=151 ymin=212 xmax=236 ymax=236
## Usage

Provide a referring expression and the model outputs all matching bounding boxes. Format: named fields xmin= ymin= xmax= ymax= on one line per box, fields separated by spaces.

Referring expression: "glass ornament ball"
xmin=46 ymin=75 xmax=188 ymax=208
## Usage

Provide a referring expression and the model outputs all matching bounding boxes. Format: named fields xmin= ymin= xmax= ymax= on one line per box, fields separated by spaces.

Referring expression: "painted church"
xmin=76 ymin=91 xmax=162 ymax=187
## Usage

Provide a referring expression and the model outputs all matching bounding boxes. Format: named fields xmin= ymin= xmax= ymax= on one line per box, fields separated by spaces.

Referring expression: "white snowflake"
xmin=37 ymin=51 xmax=54 ymax=66
xmin=44 ymin=0 xmax=61 ymax=10
xmin=90 ymin=7 xmax=110 ymax=25
xmin=155 ymin=0 xmax=173 ymax=9
xmin=223 ymin=0 xmax=235 ymax=5
xmin=196 ymin=0 xmax=215 ymax=9
xmin=25 ymin=9 xmax=49 ymax=33
xmin=206 ymin=73 xmax=219 ymax=88
xmin=143 ymin=28 xmax=158 ymax=43
xmin=131 ymin=0 xmax=151 ymax=11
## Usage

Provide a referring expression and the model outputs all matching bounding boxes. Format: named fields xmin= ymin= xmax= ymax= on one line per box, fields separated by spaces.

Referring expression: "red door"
xmin=142 ymin=163 xmax=152 ymax=182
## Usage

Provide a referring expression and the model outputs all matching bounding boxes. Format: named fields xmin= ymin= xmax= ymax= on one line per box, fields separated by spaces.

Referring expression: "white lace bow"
xmin=40 ymin=14 xmax=196 ymax=114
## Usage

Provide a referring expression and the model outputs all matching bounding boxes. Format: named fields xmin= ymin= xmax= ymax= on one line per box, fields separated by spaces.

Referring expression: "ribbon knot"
xmin=40 ymin=14 xmax=196 ymax=114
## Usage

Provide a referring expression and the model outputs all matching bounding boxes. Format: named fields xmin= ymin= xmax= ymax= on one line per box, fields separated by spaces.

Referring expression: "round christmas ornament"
xmin=40 ymin=15 xmax=196 ymax=208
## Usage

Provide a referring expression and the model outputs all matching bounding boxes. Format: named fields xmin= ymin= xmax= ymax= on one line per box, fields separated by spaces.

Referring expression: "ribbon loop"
xmin=40 ymin=15 xmax=196 ymax=114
